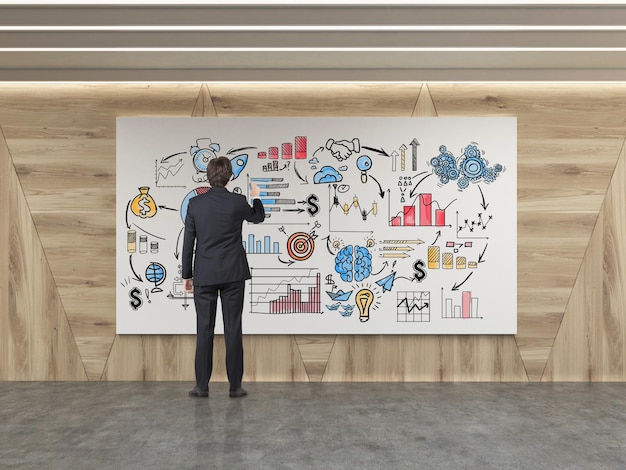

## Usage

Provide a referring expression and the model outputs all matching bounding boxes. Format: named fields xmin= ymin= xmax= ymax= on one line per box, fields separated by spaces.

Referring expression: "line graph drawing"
xmin=250 ymin=268 xmax=321 ymax=314
xmin=396 ymin=291 xmax=430 ymax=322
xmin=156 ymin=159 xmax=184 ymax=182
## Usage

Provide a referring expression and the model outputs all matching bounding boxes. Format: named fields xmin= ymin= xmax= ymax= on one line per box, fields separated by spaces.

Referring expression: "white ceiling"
xmin=2 ymin=4 xmax=626 ymax=81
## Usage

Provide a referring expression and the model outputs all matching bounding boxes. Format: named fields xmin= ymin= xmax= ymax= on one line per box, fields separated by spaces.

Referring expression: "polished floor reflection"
xmin=1 ymin=382 xmax=625 ymax=469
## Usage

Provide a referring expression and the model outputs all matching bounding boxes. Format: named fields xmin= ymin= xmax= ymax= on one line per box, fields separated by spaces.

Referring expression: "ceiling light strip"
xmin=3 ymin=47 xmax=626 ymax=52
xmin=2 ymin=25 xmax=626 ymax=32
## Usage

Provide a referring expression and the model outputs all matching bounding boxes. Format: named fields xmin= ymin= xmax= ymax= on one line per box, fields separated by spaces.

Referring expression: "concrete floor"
xmin=1 ymin=382 xmax=625 ymax=470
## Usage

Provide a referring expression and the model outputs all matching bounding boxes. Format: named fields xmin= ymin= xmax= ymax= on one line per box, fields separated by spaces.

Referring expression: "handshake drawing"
xmin=326 ymin=137 xmax=361 ymax=161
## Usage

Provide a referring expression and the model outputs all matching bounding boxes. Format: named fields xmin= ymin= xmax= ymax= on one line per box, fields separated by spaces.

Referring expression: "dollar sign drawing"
xmin=413 ymin=259 xmax=427 ymax=282
xmin=138 ymin=196 xmax=151 ymax=216
xmin=325 ymin=274 xmax=335 ymax=285
xmin=306 ymin=194 xmax=320 ymax=217
xmin=128 ymin=287 xmax=143 ymax=310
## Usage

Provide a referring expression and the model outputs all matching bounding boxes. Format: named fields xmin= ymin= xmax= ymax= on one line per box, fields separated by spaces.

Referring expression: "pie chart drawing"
xmin=180 ymin=187 xmax=210 ymax=223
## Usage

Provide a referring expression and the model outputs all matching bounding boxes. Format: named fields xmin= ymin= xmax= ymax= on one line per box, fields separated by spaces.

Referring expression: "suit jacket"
xmin=182 ymin=187 xmax=265 ymax=286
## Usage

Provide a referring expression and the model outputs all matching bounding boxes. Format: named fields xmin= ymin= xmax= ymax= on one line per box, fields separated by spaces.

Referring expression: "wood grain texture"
xmin=2 ymin=82 xmax=626 ymax=382
xmin=295 ymin=335 xmax=336 ymax=382
xmin=101 ymin=335 xmax=196 ymax=381
xmin=0 ymin=128 xmax=86 ymax=380
xmin=208 ymin=83 xmax=421 ymax=117
xmin=323 ymin=335 xmax=527 ymax=382
xmin=544 ymin=144 xmax=626 ymax=381
xmin=428 ymin=83 xmax=624 ymax=380
xmin=0 ymin=83 xmax=202 ymax=380
xmin=0 ymin=128 xmax=11 ymax=378
xmin=413 ymin=83 xmax=438 ymax=117
xmin=192 ymin=83 xmax=217 ymax=117
xmin=102 ymin=334 xmax=309 ymax=382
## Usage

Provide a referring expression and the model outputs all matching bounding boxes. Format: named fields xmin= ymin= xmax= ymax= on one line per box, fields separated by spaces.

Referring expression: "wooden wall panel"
xmin=208 ymin=83 xmax=421 ymax=117
xmin=102 ymin=334 xmax=309 ymax=382
xmin=102 ymin=335 xmax=196 ymax=381
xmin=544 ymin=144 xmax=626 ymax=381
xmin=0 ymin=84 xmax=202 ymax=379
xmin=0 ymin=127 xmax=86 ymax=380
xmin=429 ymin=83 xmax=624 ymax=380
xmin=323 ymin=335 xmax=527 ymax=382
xmin=1 ymin=82 xmax=626 ymax=382
xmin=0 ymin=129 xmax=10 ymax=377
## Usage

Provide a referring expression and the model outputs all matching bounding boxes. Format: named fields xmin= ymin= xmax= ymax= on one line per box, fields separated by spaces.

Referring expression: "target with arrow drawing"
xmin=286 ymin=232 xmax=315 ymax=261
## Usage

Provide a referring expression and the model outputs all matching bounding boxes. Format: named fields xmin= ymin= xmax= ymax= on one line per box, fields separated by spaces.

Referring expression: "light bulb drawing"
xmin=356 ymin=155 xmax=372 ymax=183
xmin=355 ymin=288 xmax=374 ymax=322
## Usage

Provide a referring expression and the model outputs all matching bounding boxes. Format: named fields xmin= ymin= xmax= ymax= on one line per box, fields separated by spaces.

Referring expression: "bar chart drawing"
xmin=250 ymin=177 xmax=296 ymax=215
xmin=441 ymin=289 xmax=482 ymax=319
xmin=389 ymin=193 xmax=456 ymax=227
xmin=427 ymin=245 xmax=478 ymax=270
xmin=250 ymin=268 xmax=321 ymax=314
xmin=397 ymin=291 xmax=431 ymax=322
xmin=256 ymin=136 xmax=307 ymax=161
xmin=243 ymin=234 xmax=281 ymax=255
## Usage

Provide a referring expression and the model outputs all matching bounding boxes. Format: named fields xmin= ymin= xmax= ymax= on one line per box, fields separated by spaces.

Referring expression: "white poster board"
xmin=116 ymin=117 xmax=516 ymax=334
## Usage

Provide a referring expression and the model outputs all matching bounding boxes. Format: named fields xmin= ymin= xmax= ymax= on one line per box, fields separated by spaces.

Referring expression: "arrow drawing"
xmin=478 ymin=243 xmax=488 ymax=263
xmin=452 ymin=272 xmax=474 ymax=291
xmin=410 ymin=138 xmax=419 ymax=171
xmin=478 ymin=185 xmax=490 ymax=210
xmin=362 ymin=146 xmax=390 ymax=157
xmin=129 ymin=254 xmax=143 ymax=282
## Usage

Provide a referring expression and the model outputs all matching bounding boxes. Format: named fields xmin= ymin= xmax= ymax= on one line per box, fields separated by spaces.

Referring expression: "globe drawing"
xmin=145 ymin=262 xmax=166 ymax=293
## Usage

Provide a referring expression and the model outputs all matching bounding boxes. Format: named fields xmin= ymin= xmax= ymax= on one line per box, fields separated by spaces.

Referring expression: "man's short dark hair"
xmin=207 ymin=157 xmax=232 ymax=187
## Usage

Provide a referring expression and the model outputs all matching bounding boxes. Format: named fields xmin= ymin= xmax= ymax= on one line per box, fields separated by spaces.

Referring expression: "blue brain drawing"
xmin=335 ymin=246 xmax=354 ymax=282
xmin=334 ymin=245 xmax=372 ymax=282
xmin=354 ymin=246 xmax=372 ymax=282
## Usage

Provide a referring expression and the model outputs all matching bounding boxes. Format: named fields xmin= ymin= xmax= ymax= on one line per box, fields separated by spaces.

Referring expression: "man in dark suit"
xmin=182 ymin=156 xmax=265 ymax=398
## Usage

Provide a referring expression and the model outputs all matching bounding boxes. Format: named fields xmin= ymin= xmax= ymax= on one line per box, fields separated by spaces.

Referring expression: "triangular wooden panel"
xmin=0 ymin=127 xmax=87 ymax=380
xmin=192 ymin=83 xmax=217 ymax=117
xmin=295 ymin=336 xmax=336 ymax=382
xmin=412 ymin=84 xmax=438 ymax=117
xmin=543 ymin=143 xmax=626 ymax=381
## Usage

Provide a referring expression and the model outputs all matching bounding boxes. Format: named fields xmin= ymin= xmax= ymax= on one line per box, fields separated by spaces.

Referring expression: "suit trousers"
xmin=193 ymin=281 xmax=246 ymax=391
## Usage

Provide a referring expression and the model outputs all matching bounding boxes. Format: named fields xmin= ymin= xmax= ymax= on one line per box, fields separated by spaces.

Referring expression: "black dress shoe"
xmin=229 ymin=387 xmax=248 ymax=398
xmin=188 ymin=386 xmax=209 ymax=397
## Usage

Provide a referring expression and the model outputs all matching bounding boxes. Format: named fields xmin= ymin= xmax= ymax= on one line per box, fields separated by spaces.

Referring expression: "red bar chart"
xmin=442 ymin=290 xmax=480 ymax=319
xmin=257 ymin=136 xmax=307 ymax=161
xmin=389 ymin=193 xmax=455 ymax=227
xmin=250 ymin=269 xmax=321 ymax=314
